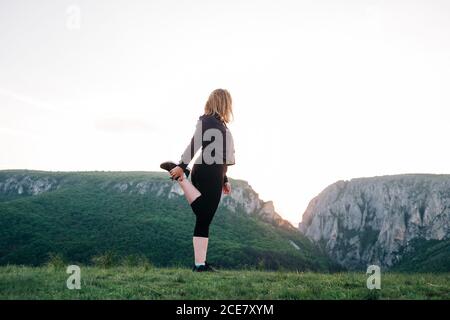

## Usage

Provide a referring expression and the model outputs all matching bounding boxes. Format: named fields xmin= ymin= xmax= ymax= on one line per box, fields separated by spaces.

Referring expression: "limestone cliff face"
xmin=220 ymin=180 xmax=292 ymax=228
xmin=299 ymin=174 xmax=450 ymax=269
xmin=0 ymin=175 xmax=60 ymax=196
xmin=0 ymin=171 xmax=291 ymax=228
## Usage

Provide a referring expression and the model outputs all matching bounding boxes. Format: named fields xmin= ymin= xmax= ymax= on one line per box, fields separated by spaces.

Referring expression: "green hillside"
xmin=392 ymin=239 xmax=450 ymax=272
xmin=0 ymin=170 xmax=334 ymax=271
xmin=0 ymin=265 xmax=448 ymax=300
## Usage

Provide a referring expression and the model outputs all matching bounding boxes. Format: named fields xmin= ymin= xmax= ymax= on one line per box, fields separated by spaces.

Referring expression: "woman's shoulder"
xmin=198 ymin=113 xmax=216 ymax=120
xmin=201 ymin=113 xmax=227 ymax=123
xmin=198 ymin=113 xmax=222 ymax=125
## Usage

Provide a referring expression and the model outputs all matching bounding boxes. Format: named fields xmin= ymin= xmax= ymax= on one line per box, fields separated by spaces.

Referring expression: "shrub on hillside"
xmin=45 ymin=253 xmax=66 ymax=269
xmin=120 ymin=254 xmax=153 ymax=269
xmin=91 ymin=252 xmax=118 ymax=268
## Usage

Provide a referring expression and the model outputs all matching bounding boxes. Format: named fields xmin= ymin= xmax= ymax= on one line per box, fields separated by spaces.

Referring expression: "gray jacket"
xmin=177 ymin=113 xmax=235 ymax=182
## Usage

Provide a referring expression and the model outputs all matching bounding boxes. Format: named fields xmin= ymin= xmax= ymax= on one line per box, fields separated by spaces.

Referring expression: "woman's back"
xmin=179 ymin=113 xmax=235 ymax=168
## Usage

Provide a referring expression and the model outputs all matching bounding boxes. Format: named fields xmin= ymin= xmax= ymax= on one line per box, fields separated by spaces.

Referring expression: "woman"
xmin=160 ymin=88 xmax=235 ymax=272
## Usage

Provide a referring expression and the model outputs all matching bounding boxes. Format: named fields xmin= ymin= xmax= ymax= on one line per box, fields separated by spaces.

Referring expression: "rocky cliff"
xmin=0 ymin=170 xmax=292 ymax=228
xmin=299 ymin=174 xmax=450 ymax=270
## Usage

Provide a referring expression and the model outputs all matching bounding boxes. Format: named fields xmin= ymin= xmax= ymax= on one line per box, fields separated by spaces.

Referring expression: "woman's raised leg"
xmin=177 ymin=178 xmax=201 ymax=205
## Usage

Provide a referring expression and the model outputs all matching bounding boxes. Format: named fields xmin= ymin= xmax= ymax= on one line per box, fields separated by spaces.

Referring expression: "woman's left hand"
xmin=223 ymin=182 xmax=231 ymax=194
xmin=169 ymin=166 xmax=184 ymax=181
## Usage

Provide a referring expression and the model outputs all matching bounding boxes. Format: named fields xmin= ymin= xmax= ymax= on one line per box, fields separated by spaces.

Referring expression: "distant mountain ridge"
xmin=0 ymin=170 xmax=333 ymax=271
xmin=0 ymin=169 xmax=291 ymax=227
xmin=299 ymin=174 xmax=450 ymax=271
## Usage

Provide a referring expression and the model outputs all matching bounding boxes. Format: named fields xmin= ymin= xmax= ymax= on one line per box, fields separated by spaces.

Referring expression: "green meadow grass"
xmin=0 ymin=266 xmax=448 ymax=300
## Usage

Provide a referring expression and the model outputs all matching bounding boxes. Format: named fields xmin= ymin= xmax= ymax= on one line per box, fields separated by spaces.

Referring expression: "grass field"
xmin=0 ymin=266 xmax=449 ymax=300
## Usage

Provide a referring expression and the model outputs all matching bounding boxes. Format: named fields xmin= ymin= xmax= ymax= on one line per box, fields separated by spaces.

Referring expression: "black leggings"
xmin=190 ymin=163 xmax=226 ymax=237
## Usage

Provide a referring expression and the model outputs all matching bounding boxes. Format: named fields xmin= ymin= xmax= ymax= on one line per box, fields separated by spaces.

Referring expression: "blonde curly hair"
xmin=204 ymin=88 xmax=233 ymax=123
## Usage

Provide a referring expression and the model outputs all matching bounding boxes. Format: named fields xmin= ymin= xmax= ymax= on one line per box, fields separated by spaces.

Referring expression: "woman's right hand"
xmin=223 ymin=182 xmax=231 ymax=194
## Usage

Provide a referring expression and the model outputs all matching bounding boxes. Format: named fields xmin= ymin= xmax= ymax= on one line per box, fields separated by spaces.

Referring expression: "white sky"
xmin=1 ymin=0 xmax=449 ymax=226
